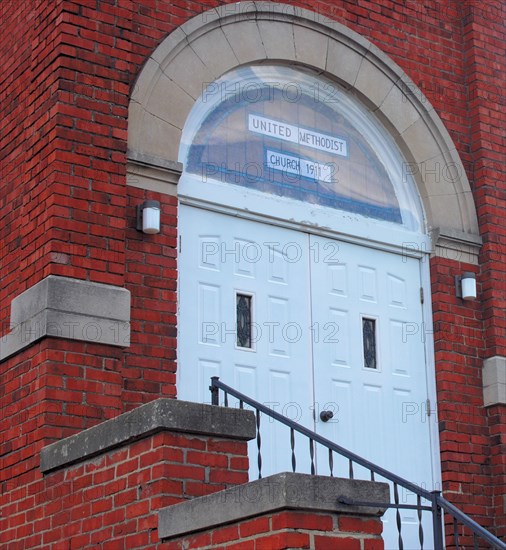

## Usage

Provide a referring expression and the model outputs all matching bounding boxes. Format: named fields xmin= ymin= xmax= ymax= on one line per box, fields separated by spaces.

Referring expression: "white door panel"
xmin=178 ymin=206 xmax=314 ymax=477
xmin=310 ymin=235 xmax=434 ymax=548
xmin=178 ymin=206 xmax=436 ymax=548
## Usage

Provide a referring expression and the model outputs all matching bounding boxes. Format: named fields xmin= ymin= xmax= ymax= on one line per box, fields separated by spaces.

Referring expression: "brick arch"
xmin=127 ymin=1 xmax=480 ymax=245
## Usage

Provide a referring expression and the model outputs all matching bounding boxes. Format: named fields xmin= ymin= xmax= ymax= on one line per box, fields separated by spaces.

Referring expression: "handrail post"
xmin=210 ymin=376 xmax=220 ymax=406
xmin=431 ymin=491 xmax=444 ymax=550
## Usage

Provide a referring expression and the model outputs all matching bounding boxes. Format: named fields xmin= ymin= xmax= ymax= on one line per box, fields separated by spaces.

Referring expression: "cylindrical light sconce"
xmin=455 ymin=272 xmax=477 ymax=301
xmin=136 ymin=200 xmax=161 ymax=234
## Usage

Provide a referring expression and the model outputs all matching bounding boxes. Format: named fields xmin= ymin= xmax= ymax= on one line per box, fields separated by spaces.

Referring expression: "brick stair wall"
xmin=164 ymin=511 xmax=384 ymax=550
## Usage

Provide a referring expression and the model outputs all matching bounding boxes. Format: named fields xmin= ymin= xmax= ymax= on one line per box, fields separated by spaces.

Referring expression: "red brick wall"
xmin=464 ymin=2 xmax=506 ymax=358
xmin=165 ymin=511 xmax=384 ymax=550
xmin=430 ymin=256 xmax=492 ymax=531
xmin=0 ymin=338 xmax=126 ymax=537
xmin=1 ymin=431 xmax=249 ymax=549
xmin=0 ymin=0 xmax=64 ymax=327
xmin=462 ymin=1 xmax=506 ymax=529
xmin=487 ymin=404 xmax=506 ymax=539
xmin=1 ymin=0 xmax=505 ymax=540
xmin=124 ymin=187 xmax=178 ymax=407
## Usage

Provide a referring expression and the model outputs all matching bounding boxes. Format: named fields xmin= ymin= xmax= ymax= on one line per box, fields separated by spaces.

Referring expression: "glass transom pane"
xmin=180 ymin=65 xmax=423 ymax=231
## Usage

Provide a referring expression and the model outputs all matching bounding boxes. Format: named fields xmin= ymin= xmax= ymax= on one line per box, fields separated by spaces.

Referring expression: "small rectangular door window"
xmin=236 ymin=293 xmax=252 ymax=348
xmin=362 ymin=317 xmax=377 ymax=369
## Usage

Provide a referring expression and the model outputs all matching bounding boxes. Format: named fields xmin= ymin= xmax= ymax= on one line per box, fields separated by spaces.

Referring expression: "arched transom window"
xmin=180 ymin=65 xmax=423 ymax=232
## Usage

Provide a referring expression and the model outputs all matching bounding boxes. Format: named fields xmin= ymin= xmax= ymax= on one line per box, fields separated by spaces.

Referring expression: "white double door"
xmin=178 ymin=205 xmax=437 ymax=546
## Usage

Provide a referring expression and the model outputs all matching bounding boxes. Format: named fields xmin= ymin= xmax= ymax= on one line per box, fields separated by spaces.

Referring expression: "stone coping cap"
xmin=1 ymin=275 xmax=131 ymax=361
xmin=41 ymin=398 xmax=256 ymax=473
xmin=158 ymin=471 xmax=390 ymax=539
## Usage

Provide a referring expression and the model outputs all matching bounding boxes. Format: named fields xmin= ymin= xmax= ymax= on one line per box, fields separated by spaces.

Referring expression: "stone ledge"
xmin=158 ymin=472 xmax=389 ymax=539
xmin=0 ymin=276 xmax=131 ymax=362
xmin=40 ymin=398 xmax=256 ymax=473
xmin=483 ymin=356 xmax=506 ymax=407
xmin=431 ymin=227 xmax=482 ymax=265
xmin=126 ymin=151 xmax=182 ymax=194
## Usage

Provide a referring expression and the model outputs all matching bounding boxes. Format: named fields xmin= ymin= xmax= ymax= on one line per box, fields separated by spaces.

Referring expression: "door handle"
xmin=320 ymin=410 xmax=334 ymax=422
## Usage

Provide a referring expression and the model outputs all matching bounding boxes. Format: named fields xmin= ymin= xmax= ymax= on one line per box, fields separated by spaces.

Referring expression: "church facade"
xmin=0 ymin=1 xmax=504 ymax=547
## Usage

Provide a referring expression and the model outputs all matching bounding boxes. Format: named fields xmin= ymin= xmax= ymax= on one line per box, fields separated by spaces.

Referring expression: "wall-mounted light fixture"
xmin=455 ymin=272 xmax=477 ymax=301
xmin=136 ymin=200 xmax=161 ymax=234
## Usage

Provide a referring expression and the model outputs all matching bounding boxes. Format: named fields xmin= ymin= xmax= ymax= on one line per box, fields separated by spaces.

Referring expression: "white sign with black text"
xmin=266 ymin=150 xmax=333 ymax=183
xmin=249 ymin=114 xmax=347 ymax=157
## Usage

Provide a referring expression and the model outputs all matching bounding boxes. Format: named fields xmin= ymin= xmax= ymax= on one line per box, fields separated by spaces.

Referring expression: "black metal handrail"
xmin=210 ymin=377 xmax=505 ymax=550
